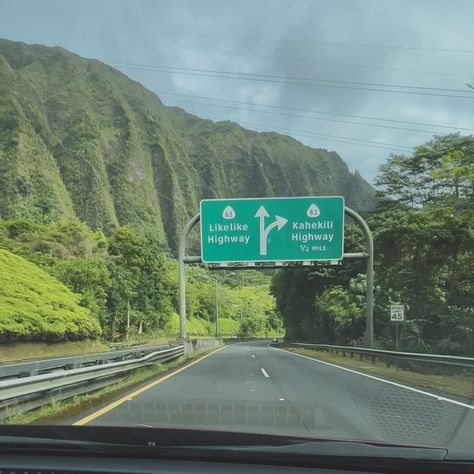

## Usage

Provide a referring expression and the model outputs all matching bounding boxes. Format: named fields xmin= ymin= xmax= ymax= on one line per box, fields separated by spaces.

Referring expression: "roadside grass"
xmin=0 ymin=340 xmax=111 ymax=363
xmin=5 ymin=345 xmax=224 ymax=425
xmin=286 ymin=347 xmax=474 ymax=402
xmin=0 ymin=337 xmax=179 ymax=364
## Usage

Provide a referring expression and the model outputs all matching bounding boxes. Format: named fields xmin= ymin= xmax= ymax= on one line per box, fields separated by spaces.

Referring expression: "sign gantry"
xmin=178 ymin=196 xmax=374 ymax=347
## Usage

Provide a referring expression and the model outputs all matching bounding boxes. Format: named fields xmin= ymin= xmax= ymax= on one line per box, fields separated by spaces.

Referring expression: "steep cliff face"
xmin=0 ymin=39 xmax=375 ymax=250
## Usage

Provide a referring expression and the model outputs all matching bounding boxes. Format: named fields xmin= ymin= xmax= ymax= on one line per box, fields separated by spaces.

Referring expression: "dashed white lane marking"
xmin=279 ymin=398 xmax=285 ymax=401
xmin=249 ymin=388 xmax=256 ymax=392
xmin=260 ymin=368 xmax=270 ymax=378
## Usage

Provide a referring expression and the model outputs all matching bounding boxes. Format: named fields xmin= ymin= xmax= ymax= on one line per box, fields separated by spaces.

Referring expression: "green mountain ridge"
xmin=0 ymin=38 xmax=375 ymax=250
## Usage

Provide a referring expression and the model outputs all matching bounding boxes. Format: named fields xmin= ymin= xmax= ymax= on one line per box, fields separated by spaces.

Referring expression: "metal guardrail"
xmin=290 ymin=343 xmax=474 ymax=368
xmin=0 ymin=343 xmax=175 ymax=381
xmin=0 ymin=345 xmax=184 ymax=420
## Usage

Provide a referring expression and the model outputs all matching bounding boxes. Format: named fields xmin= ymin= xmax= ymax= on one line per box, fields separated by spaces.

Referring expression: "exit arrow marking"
xmin=255 ymin=206 xmax=288 ymax=255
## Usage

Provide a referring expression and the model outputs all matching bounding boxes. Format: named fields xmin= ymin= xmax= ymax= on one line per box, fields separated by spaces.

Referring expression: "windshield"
xmin=0 ymin=0 xmax=473 ymax=461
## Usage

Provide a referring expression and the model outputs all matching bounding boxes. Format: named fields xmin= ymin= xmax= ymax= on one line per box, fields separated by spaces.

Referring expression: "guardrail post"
xmin=178 ymin=213 xmax=201 ymax=340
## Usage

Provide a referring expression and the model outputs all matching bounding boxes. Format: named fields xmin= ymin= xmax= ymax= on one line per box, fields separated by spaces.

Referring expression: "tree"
xmin=314 ymin=280 xmax=365 ymax=345
xmin=375 ymin=134 xmax=474 ymax=207
xmin=107 ymin=226 xmax=176 ymax=339
xmin=270 ymin=224 xmax=366 ymax=342
xmin=53 ymin=256 xmax=110 ymax=323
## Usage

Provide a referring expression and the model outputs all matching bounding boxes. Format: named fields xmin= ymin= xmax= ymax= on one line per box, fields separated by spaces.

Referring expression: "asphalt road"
xmin=75 ymin=342 xmax=474 ymax=450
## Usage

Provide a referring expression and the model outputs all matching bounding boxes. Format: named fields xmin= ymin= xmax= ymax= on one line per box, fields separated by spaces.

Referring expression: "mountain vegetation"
xmin=0 ymin=38 xmax=375 ymax=343
xmin=2 ymin=38 xmax=471 ymax=356
xmin=0 ymin=38 xmax=375 ymax=253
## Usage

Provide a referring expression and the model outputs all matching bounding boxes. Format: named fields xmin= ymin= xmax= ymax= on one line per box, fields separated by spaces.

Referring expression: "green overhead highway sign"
xmin=200 ymin=196 xmax=344 ymax=263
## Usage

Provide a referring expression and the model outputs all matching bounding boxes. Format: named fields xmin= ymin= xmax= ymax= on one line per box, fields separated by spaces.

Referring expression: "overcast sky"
xmin=1 ymin=0 xmax=473 ymax=182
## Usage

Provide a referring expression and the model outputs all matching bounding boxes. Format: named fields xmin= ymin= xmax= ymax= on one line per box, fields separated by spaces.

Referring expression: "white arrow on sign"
xmin=255 ymin=205 xmax=288 ymax=255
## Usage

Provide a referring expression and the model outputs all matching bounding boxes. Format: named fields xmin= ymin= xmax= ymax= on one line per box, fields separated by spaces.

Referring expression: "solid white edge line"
xmin=270 ymin=346 xmax=474 ymax=410
xmin=260 ymin=367 xmax=270 ymax=378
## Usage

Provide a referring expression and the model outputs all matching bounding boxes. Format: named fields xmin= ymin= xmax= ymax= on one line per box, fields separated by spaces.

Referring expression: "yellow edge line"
xmin=73 ymin=345 xmax=227 ymax=426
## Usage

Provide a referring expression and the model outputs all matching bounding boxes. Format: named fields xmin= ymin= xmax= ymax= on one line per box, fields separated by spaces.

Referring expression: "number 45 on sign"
xmin=390 ymin=304 xmax=405 ymax=322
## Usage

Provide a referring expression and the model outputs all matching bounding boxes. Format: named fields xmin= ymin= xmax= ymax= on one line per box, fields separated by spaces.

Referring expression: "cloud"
xmin=0 ymin=0 xmax=473 ymax=182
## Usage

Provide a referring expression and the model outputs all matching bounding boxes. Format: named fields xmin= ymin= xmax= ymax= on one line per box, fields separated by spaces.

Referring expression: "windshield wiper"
xmin=214 ymin=440 xmax=449 ymax=460
xmin=0 ymin=434 xmax=448 ymax=460
xmin=0 ymin=430 xmax=471 ymax=469
xmin=0 ymin=435 xmax=106 ymax=454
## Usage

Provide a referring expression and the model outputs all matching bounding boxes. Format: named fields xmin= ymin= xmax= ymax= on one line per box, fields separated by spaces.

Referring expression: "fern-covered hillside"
xmin=0 ymin=248 xmax=101 ymax=342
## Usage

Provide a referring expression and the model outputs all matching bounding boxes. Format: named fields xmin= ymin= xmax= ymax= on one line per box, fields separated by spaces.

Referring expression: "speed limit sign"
xmin=390 ymin=304 xmax=405 ymax=322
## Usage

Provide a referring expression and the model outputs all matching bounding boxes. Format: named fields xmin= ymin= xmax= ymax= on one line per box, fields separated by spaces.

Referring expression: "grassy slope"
xmin=0 ymin=340 xmax=109 ymax=363
xmin=0 ymin=248 xmax=101 ymax=341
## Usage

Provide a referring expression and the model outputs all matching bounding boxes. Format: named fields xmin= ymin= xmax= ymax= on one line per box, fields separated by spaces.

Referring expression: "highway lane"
xmin=75 ymin=341 xmax=474 ymax=450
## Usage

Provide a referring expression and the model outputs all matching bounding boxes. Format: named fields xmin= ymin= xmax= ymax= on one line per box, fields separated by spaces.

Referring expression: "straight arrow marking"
xmin=255 ymin=205 xmax=269 ymax=255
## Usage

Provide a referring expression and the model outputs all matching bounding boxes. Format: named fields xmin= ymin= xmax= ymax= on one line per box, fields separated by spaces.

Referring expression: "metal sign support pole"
xmin=178 ymin=213 xmax=200 ymax=340
xmin=344 ymin=207 xmax=374 ymax=348
xmin=215 ymin=279 xmax=219 ymax=338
